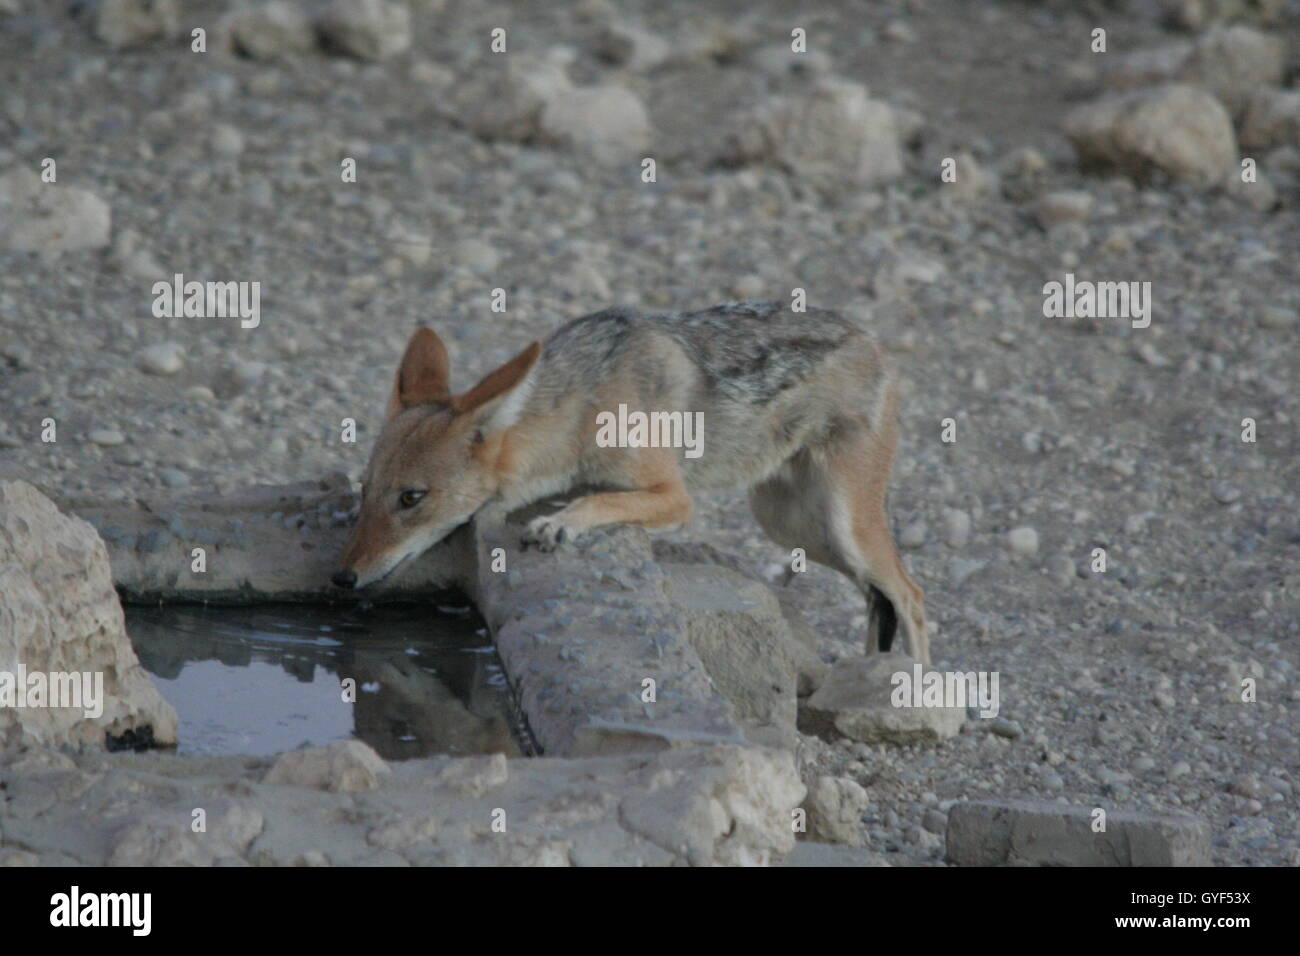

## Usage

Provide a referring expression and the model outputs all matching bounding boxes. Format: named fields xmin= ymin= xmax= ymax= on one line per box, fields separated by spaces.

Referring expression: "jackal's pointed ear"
xmin=452 ymin=341 xmax=542 ymax=434
xmin=387 ymin=326 xmax=452 ymax=419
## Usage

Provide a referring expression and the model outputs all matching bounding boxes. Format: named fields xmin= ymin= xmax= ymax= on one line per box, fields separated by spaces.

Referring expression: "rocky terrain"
xmin=1 ymin=0 xmax=1297 ymax=866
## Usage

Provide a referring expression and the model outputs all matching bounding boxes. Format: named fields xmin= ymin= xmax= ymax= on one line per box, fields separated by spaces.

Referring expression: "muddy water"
xmin=125 ymin=603 xmax=532 ymax=760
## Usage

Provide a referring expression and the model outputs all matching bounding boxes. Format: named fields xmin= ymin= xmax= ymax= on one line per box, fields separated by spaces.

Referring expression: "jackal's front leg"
xmin=522 ymin=483 xmax=694 ymax=550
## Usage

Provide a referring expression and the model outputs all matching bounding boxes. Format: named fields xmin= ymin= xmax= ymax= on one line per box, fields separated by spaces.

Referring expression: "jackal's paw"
xmin=522 ymin=515 xmax=577 ymax=552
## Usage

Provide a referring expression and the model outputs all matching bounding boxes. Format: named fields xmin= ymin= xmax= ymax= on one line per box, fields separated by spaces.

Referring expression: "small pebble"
xmin=1006 ymin=526 xmax=1039 ymax=556
xmin=1046 ymin=553 xmax=1075 ymax=586
xmin=942 ymin=509 xmax=971 ymax=548
xmin=990 ymin=718 xmax=1023 ymax=739
xmin=89 ymin=429 xmax=126 ymax=447
xmin=158 ymin=468 xmax=190 ymax=488
xmin=452 ymin=238 xmax=500 ymax=276
xmin=211 ymin=123 xmax=245 ymax=157
xmin=138 ymin=342 xmax=185 ymax=376
xmin=1212 ymin=483 xmax=1241 ymax=505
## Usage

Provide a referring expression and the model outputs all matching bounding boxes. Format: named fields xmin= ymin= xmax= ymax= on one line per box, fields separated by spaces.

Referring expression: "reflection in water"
xmin=126 ymin=603 xmax=530 ymax=760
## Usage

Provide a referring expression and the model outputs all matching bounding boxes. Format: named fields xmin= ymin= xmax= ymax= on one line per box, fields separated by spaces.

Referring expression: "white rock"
xmin=158 ymin=468 xmax=190 ymax=488
xmin=230 ymin=360 xmax=268 ymax=389
xmin=884 ymin=20 xmax=917 ymax=43
xmin=733 ymin=274 xmax=765 ymax=299
xmin=219 ymin=0 xmax=315 ymax=60
xmin=895 ymin=256 xmax=945 ymax=285
xmin=1007 ymin=526 xmax=1039 ymax=556
xmin=89 ymin=428 xmax=126 ymax=447
xmin=900 ymin=520 xmax=927 ymax=549
xmin=944 ymin=152 xmax=997 ymax=200
xmin=95 ymin=0 xmax=181 ymax=49
xmin=452 ymin=238 xmax=500 ymax=276
xmin=541 ymin=85 xmax=653 ymax=163
xmin=942 ymin=508 xmax=971 ymax=548
xmin=459 ymin=57 xmax=573 ymax=143
xmin=263 ymin=739 xmax=390 ymax=792
xmin=1212 ymin=483 xmax=1241 ymax=504
xmin=211 ymin=123 xmax=245 ymax=157
xmin=804 ymin=775 xmax=869 ymax=844
xmin=1064 ymin=85 xmax=1237 ymax=185
xmin=138 ymin=342 xmax=185 ymax=376
xmin=0 ymin=481 xmax=178 ymax=750
xmin=1001 ymin=145 xmax=1050 ymax=178
xmin=388 ymin=225 xmax=432 ymax=267
xmin=316 ymin=0 xmax=411 ymax=61
xmin=804 ymin=654 xmax=966 ymax=743
xmin=726 ymin=80 xmax=903 ymax=188
xmin=0 ymin=168 xmax=112 ymax=254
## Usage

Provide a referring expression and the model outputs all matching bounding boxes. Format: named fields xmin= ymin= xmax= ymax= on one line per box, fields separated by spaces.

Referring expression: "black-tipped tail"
xmin=870 ymin=585 xmax=898 ymax=652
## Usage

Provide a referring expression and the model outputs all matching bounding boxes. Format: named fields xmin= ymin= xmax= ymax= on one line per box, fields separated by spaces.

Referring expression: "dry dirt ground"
xmin=0 ymin=0 xmax=1296 ymax=865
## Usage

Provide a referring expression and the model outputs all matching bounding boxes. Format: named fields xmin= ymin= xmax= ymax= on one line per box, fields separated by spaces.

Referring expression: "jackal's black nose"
xmin=331 ymin=569 xmax=357 ymax=589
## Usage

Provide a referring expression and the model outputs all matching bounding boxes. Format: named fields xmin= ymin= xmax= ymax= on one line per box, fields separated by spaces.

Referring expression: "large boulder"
xmin=0 ymin=481 xmax=177 ymax=751
xmin=1064 ymin=84 xmax=1237 ymax=185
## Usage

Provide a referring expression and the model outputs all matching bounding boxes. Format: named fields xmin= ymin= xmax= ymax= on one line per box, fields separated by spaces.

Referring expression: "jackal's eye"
xmin=398 ymin=489 xmax=426 ymax=509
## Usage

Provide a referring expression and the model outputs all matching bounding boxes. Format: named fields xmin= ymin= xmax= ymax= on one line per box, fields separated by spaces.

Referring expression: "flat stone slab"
xmin=946 ymin=799 xmax=1213 ymax=866
xmin=470 ymin=510 xmax=747 ymax=758
xmin=61 ymin=474 xmax=467 ymax=603
xmin=0 ymin=742 xmax=804 ymax=867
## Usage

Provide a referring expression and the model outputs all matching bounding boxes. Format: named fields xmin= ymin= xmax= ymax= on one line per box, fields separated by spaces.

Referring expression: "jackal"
xmin=332 ymin=302 xmax=928 ymax=663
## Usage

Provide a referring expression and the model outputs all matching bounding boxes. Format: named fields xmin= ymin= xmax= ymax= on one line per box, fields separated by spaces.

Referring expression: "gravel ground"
xmin=0 ymin=0 xmax=1296 ymax=865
